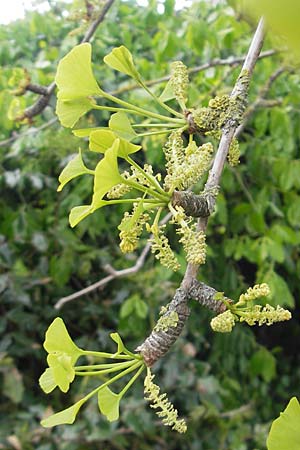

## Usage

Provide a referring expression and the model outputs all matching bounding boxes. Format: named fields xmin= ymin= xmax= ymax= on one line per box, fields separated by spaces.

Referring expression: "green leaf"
xmin=55 ymin=43 xmax=102 ymax=128
xmin=109 ymin=112 xmax=137 ymax=140
xmin=43 ymin=317 xmax=83 ymax=363
xmin=98 ymin=386 xmax=120 ymax=422
xmin=110 ymin=332 xmax=125 ymax=355
xmin=120 ymin=297 xmax=136 ymax=318
xmin=89 ymin=129 xmax=140 ymax=157
xmin=249 ymin=348 xmax=276 ymax=382
xmin=134 ymin=298 xmax=148 ymax=319
xmin=39 ymin=368 xmax=57 ymax=394
xmin=55 ymin=43 xmax=101 ymax=100
xmin=103 ymin=45 xmax=141 ymax=82
xmin=267 ymin=397 xmax=300 ymax=450
xmin=159 ymin=79 xmax=176 ymax=102
xmin=56 ymin=97 xmax=96 ymax=128
xmin=263 ymin=270 xmax=295 ymax=308
xmin=73 ymin=127 xmax=102 ymax=137
xmin=91 ymin=139 xmax=123 ymax=204
xmin=287 ymin=196 xmax=300 ymax=227
xmin=69 ymin=205 xmax=93 ymax=228
xmin=3 ymin=367 xmax=24 ymax=404
xmin=57 ymin=149 xmax=93 ymax=192
xmin=46 ymin=353 xmax=75 ymax=393
xmin=41 ymin=397 xmax=87 ymax=428
xmin=69 ymin=200 xmax=109 ymax=228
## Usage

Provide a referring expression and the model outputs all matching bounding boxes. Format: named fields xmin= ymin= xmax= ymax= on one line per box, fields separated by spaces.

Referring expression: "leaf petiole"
xmin=97 ymin=89 xmax=185 ymax=124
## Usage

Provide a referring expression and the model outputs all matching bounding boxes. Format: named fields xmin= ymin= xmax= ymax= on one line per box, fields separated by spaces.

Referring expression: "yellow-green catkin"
xmin=164 ymin=132 xmax=213 ymax=191
xmin=149 ymin=225 xmax=180 ymax=272
xmin=238 ymin=283 xmax=271 ymax=305
xmin=210 ymin=310 xmax=236 ymax=333
xmin=163 ymin=130 xmax=185 ymax=191
xmin=119 ymin=208 xmax=149 ymax=253
xmin=172 ymin=207 xmax=206 ymax=265
xmin=239 ymin=304 xmax=292 ymax=326
xmin=144 ymin=368 xmax=187 ymax=433
xmin=170 ymin=61 xmax=189 ymax=108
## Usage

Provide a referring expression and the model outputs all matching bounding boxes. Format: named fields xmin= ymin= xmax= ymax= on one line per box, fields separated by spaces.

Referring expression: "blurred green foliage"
xmin=0 ymin=1 xmax=299 ymax=449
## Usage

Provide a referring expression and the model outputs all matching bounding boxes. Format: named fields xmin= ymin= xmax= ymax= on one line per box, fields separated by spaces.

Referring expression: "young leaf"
xmin=43 ymin=317 xmax=83 ymax=363
xmin=46 ymin=353 xmax=75 ymax=393
xmin=110 ymin=333 xmax=125 ymax=356
xmin=39 ymin=368 xmax=57 ymax=394
xmin=69 ymin=205 xmax=94 ymax=228
xmin=98 ymin=386 xmax=120 ymax=422
xmin=55 ymin=43 xmax=101 ymax=100
xmin=89 ymin=129 xmax=140 ymax=157
xmin=159 ymin=79 xmax=176 ymax=102
xmin=108 ymin=112 xmax=137 ymax=141
xmin=118 ymin=200 xmax=145 ymax=232
xmin=57 ymin=149 xmax=93 ymax=192
xmin=41 ymin=397 xmax=87 ymax=428
xmin=91 ymin=139 xmax=123 ymax=204
xmin=56 ymin=97 xmax=96 ymax=128
xmin=267 ymin=397 xmax=300 ymax=450
xmin=103 ymin=45 xmax=141 ymax=82
xmin=55 ymin=43 xmax=102 ymax=128
xmin=73 ymin=127 xmax=102 ymax=137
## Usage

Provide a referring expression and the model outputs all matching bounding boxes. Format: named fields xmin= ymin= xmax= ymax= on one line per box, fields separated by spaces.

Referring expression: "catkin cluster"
xmin=119 ymin=207 xmax=149 ymax=253
xmin=144 ymin=368 xmax=187 ymax=433
xmin=164 ymin=131 xmax=213 ymax=191
xmin=170 ymin=61 xmax=189 ymax=107
xmin=149 ymin=225 xmax=180 ymax=272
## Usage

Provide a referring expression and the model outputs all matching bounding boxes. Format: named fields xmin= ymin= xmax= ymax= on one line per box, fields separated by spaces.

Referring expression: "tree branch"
xmin=54 ymin=242 xmax=152 ymax=310
xmin=138 ymin=17 xmax=265 ymax=366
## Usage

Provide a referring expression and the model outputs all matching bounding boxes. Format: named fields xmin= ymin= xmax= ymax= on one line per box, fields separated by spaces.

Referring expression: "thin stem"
xmin=98 ymin=90 xmax=185 ymax=124
xmin=119 ymin=363 xmax=145 ymax=398
xmin=81 ymin=361 xmax=143 ymax=403
xmin=139 ymin=81 xmax=184 ymax=118
xmin=126 ymin=155 xmax=168 ymax=197
xmin=136 ymin=128 xmax=183 ymax=138
xmin=75 ymin=360 xmax=135 ymax=371
xmin=82 ymin=350 xmax=133 ymax=360
xmin=132 ymin=123 xmax=180 ymax=128
xmin=153 ymin=207 xmax=163 ymax=228
xmin=106 ymin=198 xmax=163 ymax=205
xmin=75 ymin=360 xmax=135 ymax=376
xmin=125 ymin=178 xmax=169 ymax=202
xmin=93 ymin=105 xmax=141 ymax=115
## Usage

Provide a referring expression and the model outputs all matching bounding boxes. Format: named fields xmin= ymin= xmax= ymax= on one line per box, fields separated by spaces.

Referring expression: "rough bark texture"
xmin=172 ymin=190 xmax=215 ymax=218
xmin=188 ymin=279 xmax=229 ymax=313
xmin=136 ymin=288 xmax=190 ymax=366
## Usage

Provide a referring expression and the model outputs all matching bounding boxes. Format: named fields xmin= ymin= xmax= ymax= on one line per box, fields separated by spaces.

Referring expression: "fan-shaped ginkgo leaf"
xmin=103 ymin=45 xmax=141 ymax=82
xmin=57 ymin=149 xmax=93 ymax=192
xmin=41 ymin=397 xmax=87 ymax=428
xmin=56 ymin=97 xmax=96 ymax=128
xmin=108 ymin=112 xmax=137 ymax=140
xmin=55 ymin=43 xmax=101 ymax=100
xmin=39 ymin=368 xmax=56 ymax=394
xmin=43 ymin=318 xmax=83 ymax=363
xmin=89 ymin=129 xmax=140 ymax=157
xmin=98 ymin=387 xmax=120 ymax=422
xmin=267 ymin=397 xmax=300 ymax=450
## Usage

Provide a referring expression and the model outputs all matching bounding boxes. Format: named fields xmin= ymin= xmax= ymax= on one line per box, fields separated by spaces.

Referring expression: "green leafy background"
xmin=0 ymin=1 xmax=299 ymax=449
